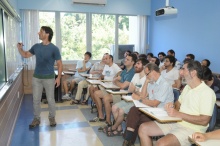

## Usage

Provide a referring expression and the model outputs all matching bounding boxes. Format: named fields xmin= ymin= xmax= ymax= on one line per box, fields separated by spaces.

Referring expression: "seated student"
xmin=161 ymin=55 xmax=181 ymax=102
xmin=70 ymin=53 xmax=107 ymax=104
xmin=62 ymin=52 xmax=92 ymax=100
xmin=120 ymin=50 xmax=131 ymax=70
xmin=192 ymin=129 xmax=220 ymax=142
xmin=185 ymin=53 xmax=195 ymax=60
xmin=202 ymin=67 xmax=220 ymax=94
xmin=158 ymin=52 xmax=166 ymax=68
xmin=167 ymin=49 xmax=181 ymax=69
xmin=138 ymin=60 xmax=216 ymax=146
xmin=122 ymin=63 xmax=174 ymax=146
xmin=133 ymin=51 xmax=139 ymax=58
xmin=201 ymin=59 xmax=211 ymax=67
xmin=89 ymin=54 xmax=121 ymax=106
xmin=89 ymin=53 xmax=137 ymax=125
xmin=138 ymin=54 xmax=147 ymax=60
xmin=146 ymin=53 xmax=154 ymax=62
xmin=150 ymin=56 xmax=160 ymax=67
xmin=161 ymin=55 xmax=181 ymax=89
xmin=103 ymin=58 xmax=149 ymax=136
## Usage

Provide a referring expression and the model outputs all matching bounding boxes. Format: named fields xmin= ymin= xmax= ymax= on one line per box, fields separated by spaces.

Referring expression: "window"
xmin=0 ymin=9 xmax=5 ymax=89
xmin=38 ymin=11 xmax=140 ymax=61
xmin=91 ymin=14 xmax=114 ymax=60
xmin=60 ymin=12 xmax=86 ymax=60
xmin=39 ymin=12 xmax=56 ymax=45
xmin=118 ymin=15 xmax=137 ymax=59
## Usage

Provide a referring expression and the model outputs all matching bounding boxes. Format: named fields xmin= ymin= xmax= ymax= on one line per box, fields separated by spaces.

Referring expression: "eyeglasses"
xmin=145 ymin=71 xmax=151 ymax=76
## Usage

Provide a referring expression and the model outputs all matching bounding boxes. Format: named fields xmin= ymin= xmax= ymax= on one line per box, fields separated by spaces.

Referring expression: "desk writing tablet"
xmin=63 ymin=71 xmax=75 ymax=75
xmin=79 ymin=73 xmax=90 ymax=77
xmin=133 ymin=100 xmax=150 ymax=108
xmin=139 ymin=108 xmax=182 ymax=123
xmin=106 ymin=90 xmax=129 ymax=95
xmin=68 ymin=69 xmax=77 ymax=72
xmin=122 ymin=96 xmax=133 ymax=102
xmin=100 ymin=82 xmax=120 ymax=89
xmin=188 ymin=135 xmax=220 ymax=146
xmin=54 ymin=70 xmax=64 ymax=75
xmin=86 ymin=79 xmax=102 ymax=85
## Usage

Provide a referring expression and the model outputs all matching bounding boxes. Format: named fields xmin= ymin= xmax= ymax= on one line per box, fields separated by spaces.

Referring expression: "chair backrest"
xmin=87 ymin=68 xmax=91 ymax=74
xmin=206 ymin=104 xmax=217 ymax=132
xmin=173 ymin=89 xmax=180 ymax=102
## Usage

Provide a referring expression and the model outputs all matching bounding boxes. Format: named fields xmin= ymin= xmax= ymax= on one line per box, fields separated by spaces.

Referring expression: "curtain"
xmin=136 ymin=15 xmax=148 ymax=54
xmin=20 ymin=10 xmax=40 ymax=70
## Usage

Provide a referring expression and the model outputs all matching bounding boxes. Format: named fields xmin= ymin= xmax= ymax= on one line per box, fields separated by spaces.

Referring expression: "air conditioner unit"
xmin=73 ymin=0 xmax=107 ymax=6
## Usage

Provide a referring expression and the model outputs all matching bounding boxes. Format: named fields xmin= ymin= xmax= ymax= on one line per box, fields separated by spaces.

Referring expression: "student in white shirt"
xmin=167 ymin=49 xmax=181 ymax=69
xmin=161 ymin=55 xmax=181 ymax=89
xmin=62 ymin=52 xmax=92 ymax=100
xmin=88 ymin=54 xmax=122 ymax=107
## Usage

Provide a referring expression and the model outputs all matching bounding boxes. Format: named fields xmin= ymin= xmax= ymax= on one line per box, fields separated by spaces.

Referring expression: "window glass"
xmin=92 ymin=14 xmax=114 ymax=60
xmin=60 ymin=13 xmax=86 ymax=60
xmin=39 ymin=12 xmax=56 ymax=45
xmin=118 ymin=15 xmax=137 ymax=59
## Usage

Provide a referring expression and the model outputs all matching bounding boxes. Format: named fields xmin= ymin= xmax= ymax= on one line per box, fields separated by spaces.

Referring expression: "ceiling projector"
xmin=156 ymin=6 xmax=178 ymax=16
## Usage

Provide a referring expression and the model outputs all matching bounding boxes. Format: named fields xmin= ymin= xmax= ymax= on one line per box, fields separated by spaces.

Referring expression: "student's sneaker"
xmin=49 ymin=117 xmax=56 ymax=127
xmin=29 ymin=118 xmax=40 ymax=128
xmin=62 ymin=94 xmax=71 ymax=100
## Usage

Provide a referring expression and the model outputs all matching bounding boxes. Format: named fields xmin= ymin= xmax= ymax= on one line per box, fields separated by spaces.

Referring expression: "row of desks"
xmin=57 ymin=72 xmax=220 ymax=146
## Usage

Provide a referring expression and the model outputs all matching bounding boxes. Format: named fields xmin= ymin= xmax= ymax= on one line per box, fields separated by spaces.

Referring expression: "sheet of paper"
xmin=122 ymin=95 xmax=133 ymax=102
xmin=133 ymin=100 xmax=150 ymax=108
xmin=142 ymin=107 xmax=168 ymax=117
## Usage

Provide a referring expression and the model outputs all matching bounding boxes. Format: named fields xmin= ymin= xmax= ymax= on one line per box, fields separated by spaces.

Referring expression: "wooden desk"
xmin=99 ymin=82 xmax=120 ymax=89
xmin=139 ymin=108 xmax=182 ymax=123
xmin=106 ymin=90 xmax=129 ymax=95
xmin=86 ymin=79 xmax=102 ymax=85
xmin=63 ymin=71 xmax=75 ymax=75
xmin=54 ymin=71 xmax=64 ymax=103
xmin=88 ymin=76 xmax=99 ymax=80
xmin=188 ymin=135 xmax=220 ymax=146
xmin=68 ymin=69 xmax=77 ymax=72
xmin=122 ymin=95 xmax=133 ymax=102
xmin=79 ymin=73 xmax=90 ymax=77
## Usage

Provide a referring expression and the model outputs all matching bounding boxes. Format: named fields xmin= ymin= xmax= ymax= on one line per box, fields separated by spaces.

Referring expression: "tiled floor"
xmin=10 ymin=94 xmax=140 ymax=146
xmin=10 ymin=94 xmax=220 ymax=146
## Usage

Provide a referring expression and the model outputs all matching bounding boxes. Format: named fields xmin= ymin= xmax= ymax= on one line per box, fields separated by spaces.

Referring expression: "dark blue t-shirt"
xmin=120 ymin=67 xmax=135 ymax=89
xmin=29 ymin=43 xmax=61 ymax=76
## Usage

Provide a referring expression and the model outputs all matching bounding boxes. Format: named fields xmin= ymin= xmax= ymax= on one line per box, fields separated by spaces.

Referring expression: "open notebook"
xmin=122 ymin=95 xmax=133 ymax=102
xmin=141 ymin=107 xmax=168 ymax=117
xmin=133 ymin=100 xmax=150 ymax=108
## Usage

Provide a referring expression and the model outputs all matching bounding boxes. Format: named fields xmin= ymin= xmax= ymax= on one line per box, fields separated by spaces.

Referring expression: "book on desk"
xmin=122 ymin=95 xmax=133 ymax=102
xmin=106 ymin=89 xmax=129 ymax=95
xmin=86 ymin=79 xmax=102 ymax=85
xmin=139 ymin=108 xmax=182 ymax=123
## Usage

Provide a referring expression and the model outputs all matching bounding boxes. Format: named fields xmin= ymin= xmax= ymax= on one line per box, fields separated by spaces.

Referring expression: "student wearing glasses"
xmin=122 ymin=63 xmax=174 ymax=146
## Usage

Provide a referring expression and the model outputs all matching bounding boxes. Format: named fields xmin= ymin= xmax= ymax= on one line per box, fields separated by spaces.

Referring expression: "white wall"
xmin=17 ymin=0 xmax=151 ymax=15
